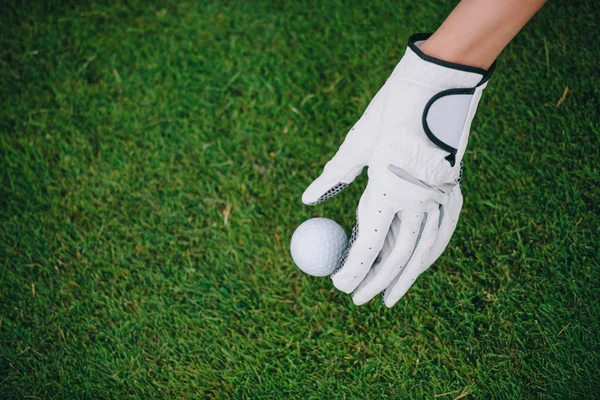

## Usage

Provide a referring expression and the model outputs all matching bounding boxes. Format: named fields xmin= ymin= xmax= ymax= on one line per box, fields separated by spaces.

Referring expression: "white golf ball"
xmin=290 ymin=218 xmax=348 ymax=277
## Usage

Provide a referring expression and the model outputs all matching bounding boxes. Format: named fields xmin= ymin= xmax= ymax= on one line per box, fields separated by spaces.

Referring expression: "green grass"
xmin=1 ymin=0 xmax=599 ymax=398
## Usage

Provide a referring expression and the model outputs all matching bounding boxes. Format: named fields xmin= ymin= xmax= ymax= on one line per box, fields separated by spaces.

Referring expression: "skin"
xmin=420 ymin=0 xmax=547 ymax=69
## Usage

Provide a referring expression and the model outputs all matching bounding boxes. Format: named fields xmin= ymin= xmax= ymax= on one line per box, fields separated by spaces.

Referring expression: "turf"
xmin=1 ymin=0 xmax=599 ymax=398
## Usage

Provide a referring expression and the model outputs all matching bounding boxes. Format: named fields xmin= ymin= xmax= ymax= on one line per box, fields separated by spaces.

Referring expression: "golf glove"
xmin=302 ymin=33 xmax=494 ymax=307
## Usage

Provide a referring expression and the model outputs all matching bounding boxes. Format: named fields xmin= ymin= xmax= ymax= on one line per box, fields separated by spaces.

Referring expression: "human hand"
xmin=303 ymin=33 xmax=493 ymax=307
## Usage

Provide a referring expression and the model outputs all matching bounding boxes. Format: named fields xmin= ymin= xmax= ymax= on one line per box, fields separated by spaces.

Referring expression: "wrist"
xmin=419 ymin=33 xmax=496 ymax=70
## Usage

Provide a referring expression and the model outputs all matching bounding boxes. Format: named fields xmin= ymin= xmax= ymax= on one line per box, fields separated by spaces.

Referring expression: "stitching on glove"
xmin=388 ymin=165 xmax=446 ymax=194
xmin=309 ymin=183 xmax=348 ymax=205
xmin=407 ymin=213 xmax=428 ymax=267
xmin=381 ymin=213 xmax=428 ymax=300
xmin=437 ymin=204 xmax=445 ymax=230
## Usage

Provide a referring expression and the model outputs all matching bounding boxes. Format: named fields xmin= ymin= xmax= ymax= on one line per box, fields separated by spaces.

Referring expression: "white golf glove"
xmin=302 ymin=33 xmax=494 ymax=307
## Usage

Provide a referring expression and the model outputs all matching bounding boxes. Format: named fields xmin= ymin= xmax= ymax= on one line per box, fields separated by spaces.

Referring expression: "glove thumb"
xmin=302 ymin=155 xmax=364 ymax=205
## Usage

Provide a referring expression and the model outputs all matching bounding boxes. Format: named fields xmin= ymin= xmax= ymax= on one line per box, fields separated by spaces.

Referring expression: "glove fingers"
xmin=424 ymin=186 xmax=463 ymax=266
xmin=351 ymin=211 xmax=424 ymax=305
xmin=331 ymin=182 xmax=395 ymax=293
xmin=302 ymin=161 xmax=364 ymax=205
xmin=382 ymin=206 xmax=443 ymax=307
xmin=302 ymin=120 xmax=373 ymax=206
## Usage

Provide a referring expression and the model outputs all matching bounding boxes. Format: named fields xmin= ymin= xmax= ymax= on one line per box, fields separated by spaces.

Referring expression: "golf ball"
xmin=290 ymin=218 xmax=348 ymax=277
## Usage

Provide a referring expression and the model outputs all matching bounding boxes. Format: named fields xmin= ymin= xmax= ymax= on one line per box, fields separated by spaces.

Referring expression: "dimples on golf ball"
xmin=290 ymin=218 xmax=348 ymax=276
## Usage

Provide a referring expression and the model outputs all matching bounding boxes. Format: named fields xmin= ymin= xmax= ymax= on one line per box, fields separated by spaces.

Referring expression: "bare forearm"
xmin=420 ymin=0 xmax=546 ymax=69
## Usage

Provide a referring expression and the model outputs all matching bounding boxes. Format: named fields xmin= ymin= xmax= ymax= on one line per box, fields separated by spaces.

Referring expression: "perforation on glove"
xmin=302 ymin=33 xmax=494 ymax=307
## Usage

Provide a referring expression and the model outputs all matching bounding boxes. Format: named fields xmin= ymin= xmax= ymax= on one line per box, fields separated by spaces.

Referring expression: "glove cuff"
xmin=392 ymin=33 xmax=495 ymax=89
xmin=408 ymin=33 xmax=495 ymax=83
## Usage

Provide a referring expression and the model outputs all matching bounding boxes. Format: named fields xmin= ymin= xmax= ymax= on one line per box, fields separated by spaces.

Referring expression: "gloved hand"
xmin=302 ymin=33 xmax=494 ymax=307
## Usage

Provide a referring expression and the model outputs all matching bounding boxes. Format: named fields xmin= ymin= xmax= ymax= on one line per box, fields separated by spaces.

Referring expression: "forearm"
xmin=420 ymin=0 xmax=546 ymax=69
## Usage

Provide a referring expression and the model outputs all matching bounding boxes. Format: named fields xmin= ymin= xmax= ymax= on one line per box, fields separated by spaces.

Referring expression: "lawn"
xmin=1 ymin=0 xmax=599 ymax=398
